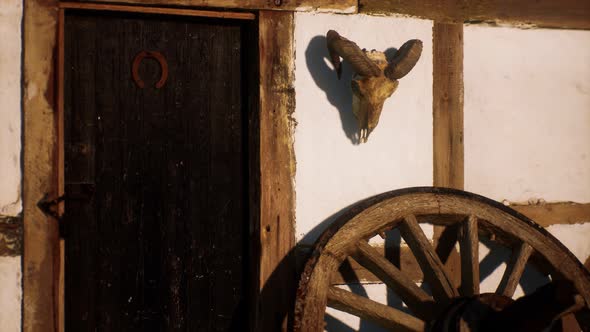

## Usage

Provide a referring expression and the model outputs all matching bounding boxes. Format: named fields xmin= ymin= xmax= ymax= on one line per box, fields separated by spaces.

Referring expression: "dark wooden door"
xmin=64 ymin=11 xmax=250 ymax=331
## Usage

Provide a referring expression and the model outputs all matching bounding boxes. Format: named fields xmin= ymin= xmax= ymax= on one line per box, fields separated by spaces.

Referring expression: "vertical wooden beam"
xmin=23 ymin=0 xmax=60 ymax=331
xmin=433 ymin=22 xmax=464 ymax=190
xmin=432 ymin=22 xmax=464 ymax=288
xmin=257 ymin=10 xmax=297 ymax=332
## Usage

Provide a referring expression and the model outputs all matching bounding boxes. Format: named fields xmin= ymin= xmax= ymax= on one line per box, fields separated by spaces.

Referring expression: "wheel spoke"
xmin=459 ymin=215 xmax=479 ymax=296
xmin=496 ymin=242 xmax=533 ymax=297
xmin=399 ymin=215 xmax=458 ymax=303
xmin=434 ymin=223 xmax=460 ymax=265
xmin=561 ymin=313 xmax=582 ymax=332
xmin=352 ymin=240 xmax=436 ymax=320
xmin=327 ymin=287 xmax=425 ymax=332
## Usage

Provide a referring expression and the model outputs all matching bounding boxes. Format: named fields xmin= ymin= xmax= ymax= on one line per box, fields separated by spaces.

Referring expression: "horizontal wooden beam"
xmin=359 ymin=0 xmax=590 ymax=30
xmin=59 ymin=2 xmax=256 ymax=19
xmin=63 ymin=0 xmax=357 ymax=13
xmin=511 ymin=202 xmax=590 ymax=227
xmin=0 ymin=216 xmax=22 ymax=256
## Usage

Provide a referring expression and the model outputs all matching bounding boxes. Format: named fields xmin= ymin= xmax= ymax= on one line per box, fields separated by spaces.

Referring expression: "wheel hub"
xmin=432 ymin=280 xmax=585 ymax=332
xmin=433 ymin=293 xmax=513 ymax=332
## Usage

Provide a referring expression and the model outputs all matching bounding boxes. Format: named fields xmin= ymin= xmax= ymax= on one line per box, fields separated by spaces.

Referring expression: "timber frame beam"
xmin=62 ymin=0 xmax=358 ymax=13
xmin=257 ymin=10 xmax=297 ymax=331
xmin=432 ymin=22 xmax=464 ymax=288
xmin=359 ymin=0 xmax=590 ymax=30
xmin=35 ymin=0 xmax=590 ymax=29
xmin=23 ymin=1 xmax=60 ymax=331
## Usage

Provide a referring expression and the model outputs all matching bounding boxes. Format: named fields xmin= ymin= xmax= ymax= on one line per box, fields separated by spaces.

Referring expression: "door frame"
xmin=23 ymin=2 xmax=296 ymax=331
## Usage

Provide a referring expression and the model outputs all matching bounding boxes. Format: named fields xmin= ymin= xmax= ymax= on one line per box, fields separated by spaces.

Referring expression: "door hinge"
xmin=37 ymin=194 xmax=67 ymax=237
xmin=37 ymin=194 xmax=66 ymax=221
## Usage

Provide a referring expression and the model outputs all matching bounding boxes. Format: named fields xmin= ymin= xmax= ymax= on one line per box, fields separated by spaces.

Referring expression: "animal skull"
xmin=326 ymin=30 xmax=423 ymax=143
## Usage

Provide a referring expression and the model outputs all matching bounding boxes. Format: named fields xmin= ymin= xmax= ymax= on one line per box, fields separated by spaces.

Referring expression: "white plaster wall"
xmin=294 ymin=13 xmax=433 ymax=245
xmin=0 ymin=0 xmax=23 ymax=216
xmin=464 ymin=26 xmax=590 ymax=203
xmin=0 ymin=1 xmax=22 ymax=331
xmin=0 ymin=256 xmax=22 ymax=332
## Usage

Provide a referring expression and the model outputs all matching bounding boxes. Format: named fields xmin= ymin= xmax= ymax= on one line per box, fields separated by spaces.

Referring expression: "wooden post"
xmin=433 ymin=22 xmax=464 ymax=287
xmin=23 ymin=0 xmax=60 ymax=331
xmin=433 ymin=22 xmax=464 ymax=190
xmin=257 ymin=10 xmax=297 ymax=332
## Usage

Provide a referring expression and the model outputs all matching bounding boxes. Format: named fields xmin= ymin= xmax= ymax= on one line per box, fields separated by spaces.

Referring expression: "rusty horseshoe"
xmin=131 ymin=51 xmax=169 ymax=89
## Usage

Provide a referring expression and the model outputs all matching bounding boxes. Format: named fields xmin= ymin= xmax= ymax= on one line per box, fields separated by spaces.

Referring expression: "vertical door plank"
xmin=64 ymin=13 xmax=99 ymax=331
xmin=57 ymin=8 xmax=66 ymax=332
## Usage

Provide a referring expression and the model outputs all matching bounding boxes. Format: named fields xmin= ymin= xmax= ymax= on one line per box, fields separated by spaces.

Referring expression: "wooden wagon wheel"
xmin=294 ymin=187 xmax=590 ymax=331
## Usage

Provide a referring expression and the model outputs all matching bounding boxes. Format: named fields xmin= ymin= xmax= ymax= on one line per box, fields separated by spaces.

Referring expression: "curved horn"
xmin=326 ymin=30 xmax=381 ymax=80
xmin=384 ymin=39 xmax=423 ymax=80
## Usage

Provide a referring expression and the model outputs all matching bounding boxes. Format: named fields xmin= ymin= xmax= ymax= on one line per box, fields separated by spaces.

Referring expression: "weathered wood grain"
xmin=432 ymin=22 xmax=464 ymax=291
xmin=400 ymin=215 xmax=458 ymax=303
xmin=352 ymin=241 xmax=435 ymax=320
xmin=433 ymin=23 xmax=464 ymax=190
xmin=327 ymin=287 xmax=425 ymax=332
xmin=496 ymin=242 xmax=534 ymax=297
xmin=59 ymin=2 xmax=256 ymax=19
xmin=65 ymin=0 xmax=357 ymax=13
xmin=459 ymin=215 xmax=479 ymax=296
xmin=257 ymin=10 xmax=297 ymax=332
xmin=511 ymin=202 xmax=590 ymax=227
xmin=331 ymin=244 xmax=423 ymax=284
xmin=359 ymin=0 xmax=590 ymax=30
xmin=23 ymin=0 xmax=60 ymax=331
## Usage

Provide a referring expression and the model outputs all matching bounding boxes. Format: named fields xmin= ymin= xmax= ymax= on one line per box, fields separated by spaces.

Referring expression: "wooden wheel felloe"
xmin=294 ymin=187 xmax=590 ymax=331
